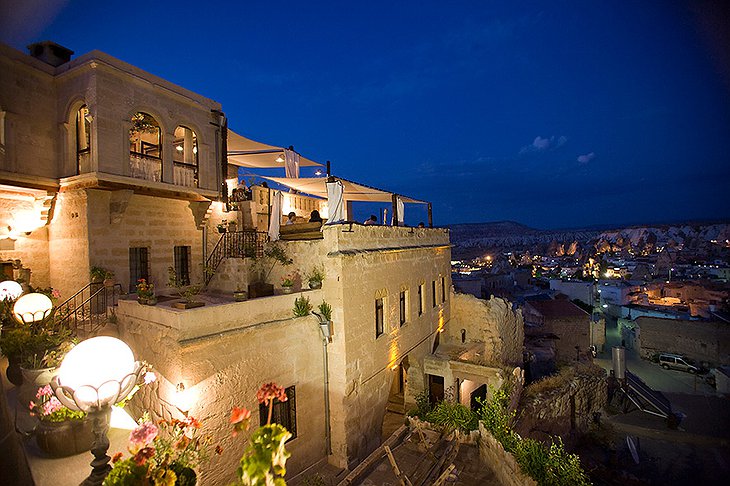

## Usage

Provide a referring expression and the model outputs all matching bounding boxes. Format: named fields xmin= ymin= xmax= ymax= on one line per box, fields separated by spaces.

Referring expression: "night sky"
xmin=2 ymin=1 xmax=729 ymax=228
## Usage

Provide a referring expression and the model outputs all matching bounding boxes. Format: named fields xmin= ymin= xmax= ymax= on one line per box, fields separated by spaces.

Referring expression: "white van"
xmin=659 ymin=353 xmax=698 ymax=373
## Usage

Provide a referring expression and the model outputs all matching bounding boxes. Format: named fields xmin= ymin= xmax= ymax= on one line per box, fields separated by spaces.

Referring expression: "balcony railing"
xmin=129 ymin=153 xmax=162 ymax=182
xmin=173 ymin=161 xmax=198 ymax=187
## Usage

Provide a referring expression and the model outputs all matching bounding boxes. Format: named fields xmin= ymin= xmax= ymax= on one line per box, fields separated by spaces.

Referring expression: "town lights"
xmin=51 ymin=337 xmax=144 ymax=485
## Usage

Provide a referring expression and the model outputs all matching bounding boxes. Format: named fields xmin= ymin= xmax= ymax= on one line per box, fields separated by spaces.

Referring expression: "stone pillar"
xmin=162 ymin=129 xmax=174 ymax=184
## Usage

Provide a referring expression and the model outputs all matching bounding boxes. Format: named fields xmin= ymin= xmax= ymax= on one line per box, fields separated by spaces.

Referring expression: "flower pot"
xmin=281 ymin=286 xmax=293 ymax=294
xmin=35 ymin=417 xmax=94 ymax=457
xmin=233 ymin=291 xmax=248 ymax=302
xmin=308 ymin=280 xmax=322 ymax=290
xmin=217 ymin=227 xmax=226 ymax=234
xmin=19 ymin=366 xmax=58 ymax=406
xmin=103 ymin=278 xmax=115 ymax=288
xmin=248 ymin=282 xmax=274 ymax=298
xmin=6 ymin=354 xmax=23 ymax=386
xmin=138 ymin=296 xmax=157 ymax=305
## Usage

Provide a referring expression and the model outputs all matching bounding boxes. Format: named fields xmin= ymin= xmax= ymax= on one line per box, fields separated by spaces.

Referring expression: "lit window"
xmin=173 ymin=125 xmax=198 ymax=187
xmin=432 ymin=280 xmax=437 ymax=308
xmin=375 ymin=297 xmax=385 ymax=337
xmin=399 ymin=290 xmax=408 ymax=326
xmin=76 ymin=105 xmax=91 ymax=173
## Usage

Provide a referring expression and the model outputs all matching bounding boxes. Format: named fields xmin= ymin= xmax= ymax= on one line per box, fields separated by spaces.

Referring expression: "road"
xmin=594 ymin=315 xmax=715 ymax=396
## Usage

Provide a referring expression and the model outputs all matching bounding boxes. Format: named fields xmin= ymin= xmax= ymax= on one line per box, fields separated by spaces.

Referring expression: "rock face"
xmin=516 ymin=364 xmax=607 ymax=440
xmin=448 ymin=293 xmax=524 ymax=366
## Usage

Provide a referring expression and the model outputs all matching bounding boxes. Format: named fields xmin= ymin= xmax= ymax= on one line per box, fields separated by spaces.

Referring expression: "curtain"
xmin=326 ymin=180 xmax=345 ymax=223
xmin=268 ymin=190 xmax=282 ymax=241
xmin=284 ymin=149 xmax=300 ymax=178
xmin=397 ymin=196 xmax=405 ymax=225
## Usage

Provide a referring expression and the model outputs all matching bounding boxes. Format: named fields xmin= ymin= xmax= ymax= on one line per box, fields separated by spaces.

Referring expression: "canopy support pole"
xmin=326 ymin=160 xmax=331 ymax=176
xmin=428 ymin=203 xmax=433 ymax=228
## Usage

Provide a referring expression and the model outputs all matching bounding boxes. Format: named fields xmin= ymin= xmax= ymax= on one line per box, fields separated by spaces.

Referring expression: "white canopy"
xmin=227 ymin=130 xmax=323 ymax=168
xmin=260 ymin=176 xmax=427 ymax=204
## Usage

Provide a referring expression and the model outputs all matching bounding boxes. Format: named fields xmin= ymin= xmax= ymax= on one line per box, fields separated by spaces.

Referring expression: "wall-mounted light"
xmin=275 ymin=154 xmax=285 ymax=163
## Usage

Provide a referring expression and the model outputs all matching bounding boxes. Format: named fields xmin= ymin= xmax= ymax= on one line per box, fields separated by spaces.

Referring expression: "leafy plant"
xmin=424 ymin=400 xmax=478 ymax=433
xmin=306 ymin=265 xmax=326 ymax=285
xmin=135 ymin=279 xmax=155 ymax=299
xmin=254 ymin=243 xmax=293 ymax=283
xmin=317 ymin=301 xmax=332 ymax=321
xmin=230 ymin=382 xmax=293 ymax=486
xmin=90 ymin=266 xmax=113 ymax=282
xmin=293 ymin=296 xmax=312 ymax=317
xmin=106 ymin=415 xmax=220 ymax=486
xmin=408 ymin=390 xmax=432 ymax=420
xmin=29 ymin=385 xmax=85 ymax=422
xmin=168 ymin=267 xmax=202 ymax=303
xmin=281 ymin=274 xmax=294 ymax=288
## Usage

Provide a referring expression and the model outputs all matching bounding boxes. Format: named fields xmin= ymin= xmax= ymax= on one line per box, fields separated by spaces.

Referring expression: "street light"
xmin=51 ymin=336 xmax=144 ymax=486
xmin=12 ymin=292 xmax=53 ymax=325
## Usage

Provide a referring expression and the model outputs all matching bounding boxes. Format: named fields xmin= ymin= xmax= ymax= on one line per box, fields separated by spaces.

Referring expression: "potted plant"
xmin=217 ymin=220 xmax=228 ymax=234
xmin=249 ymin=243 xmax=292 ymax=298
xmin=292 ymin=296 xmax=313 ymax=317
xmin=280 ymin=274 xmax=294 ymax=294
xmin=306 ymin=265 xmax=326 ymax=290
xmin=136 ymin=278 xmax=156 ymax=305
xmin=90 ymin=266 xmax=114 ymax=285
xmin=233 ymin=288 xmax=248 ymax=302
xmin=106 ymin=415 xmax=220 ymax=485
xmin=317 ymin=301 xmax=333 ymax=321
xmin=168 ymin=267 xmax=205 ymax=309
xmin=30 ymin=384 xmax=94 ymax=457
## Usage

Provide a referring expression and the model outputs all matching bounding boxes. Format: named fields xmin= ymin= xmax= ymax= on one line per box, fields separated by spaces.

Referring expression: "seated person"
xmin=364 ymin=214 xmax=378 ymax=225
xmin=309 ymin=210 xmax=323 ymax=223
xmin=285 ymin=212 xmax=297 ymax=225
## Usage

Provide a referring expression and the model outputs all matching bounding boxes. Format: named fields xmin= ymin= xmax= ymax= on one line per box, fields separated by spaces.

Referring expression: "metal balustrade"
xmin=205 ymin=230 xmax=268 ymax=285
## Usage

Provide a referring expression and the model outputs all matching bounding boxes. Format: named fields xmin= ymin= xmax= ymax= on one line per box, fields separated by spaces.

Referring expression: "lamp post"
xmin=51 ymin=336 xmax=144 ymax=486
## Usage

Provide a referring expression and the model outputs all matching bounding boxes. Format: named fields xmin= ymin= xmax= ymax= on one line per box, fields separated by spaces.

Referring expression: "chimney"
xmin=27 ymin=41 xmax=74 ymax=67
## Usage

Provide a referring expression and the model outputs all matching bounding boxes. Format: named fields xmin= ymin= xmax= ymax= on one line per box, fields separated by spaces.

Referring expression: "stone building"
xmin=0 ymin=41 xmax=484 ymax=482
xmin=523 ymin=299 xmax=591 ymax=363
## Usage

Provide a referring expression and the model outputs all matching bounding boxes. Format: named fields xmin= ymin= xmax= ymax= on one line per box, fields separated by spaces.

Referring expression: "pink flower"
xmin=51 ymin=289 xmax=61 ymax=299
xmin=129 ymin=422 xmax=158 ymax=447
xmin=256 ymin=382 xmax=287 ymax=405
xmin=36 ymin=385 xmax=52 ymax=399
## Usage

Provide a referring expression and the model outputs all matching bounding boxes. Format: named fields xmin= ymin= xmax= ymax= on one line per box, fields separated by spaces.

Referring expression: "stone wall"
xmin=117 ymin=298 xmax=328 ymax=483
xmin=447 ymin=293 xmax=524 ymax=366
xmin=516 ymin=363 xmax=607 ymax=439
xmin=544 ymin=315 xmax=590 ymax=364
xmin=478 ymin=424 xmax=537 ymax=486
xmin=636 ymin=316 xmax=730 ymax=365
xmin=48 ymin=190 xmax=89 ymax=297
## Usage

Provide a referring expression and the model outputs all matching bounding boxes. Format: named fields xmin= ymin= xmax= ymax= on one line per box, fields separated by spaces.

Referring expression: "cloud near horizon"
xmin=519 ymin=135 xmax=567 ymax=155
xmin=577 ymin=152 xmax=596 ymax=164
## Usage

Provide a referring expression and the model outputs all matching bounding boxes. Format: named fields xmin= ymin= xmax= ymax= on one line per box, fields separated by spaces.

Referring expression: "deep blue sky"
xmin=2 ymin=1 xmax=729 ymax=228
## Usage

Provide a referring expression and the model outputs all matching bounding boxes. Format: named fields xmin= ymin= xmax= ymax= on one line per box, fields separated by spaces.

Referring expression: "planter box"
xmin=248 ymin=282 xmax=274 ymax=298
xmin=171 ymin=301 xmax=206 ymax=309
xmin=35 ymin=418 xmax=94 ymax=457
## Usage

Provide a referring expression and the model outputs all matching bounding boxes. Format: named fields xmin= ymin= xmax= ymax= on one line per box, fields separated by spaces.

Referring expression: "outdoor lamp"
xmin=51 ymin=336 xmax=144 ymax=486
xmin=12 ymin=292 xmax=53 ymax=324
xmin=0 ymin=280 xmax=23 ymax=301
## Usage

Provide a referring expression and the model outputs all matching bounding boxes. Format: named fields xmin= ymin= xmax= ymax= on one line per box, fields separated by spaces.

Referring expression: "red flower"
xmin=132 ymin=447 xmax=155 ymax=465
xmin=230 ymin=406 xmax=251 ymax=425
xmin=183 ymin=416 xmax=201 ymax=429
xmin=112 ymin=452 xmax=123 ymax=463
xmin=256 ymin=382 xmax=287 ymax=405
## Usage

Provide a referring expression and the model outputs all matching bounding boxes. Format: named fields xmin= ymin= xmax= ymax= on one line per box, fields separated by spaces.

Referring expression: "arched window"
xmin=172 ymin=125 xmax=198 ymax=187
xmin=76 ymin=105 xmax=91 ymax=173
xmin=129 ymin=112 xmax=161 ymax=182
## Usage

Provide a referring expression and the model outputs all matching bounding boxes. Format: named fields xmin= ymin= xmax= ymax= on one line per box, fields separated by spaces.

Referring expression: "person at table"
xmin=285 ymin=212 xmax=297 ymax=225
xmin=309 ymin=210 xmax=323 ymax=223
xmin=364 ymin=215 xmax=378 ymax=225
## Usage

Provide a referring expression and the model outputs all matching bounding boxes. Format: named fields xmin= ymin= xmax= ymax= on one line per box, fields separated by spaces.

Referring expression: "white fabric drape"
xmin=326 ymin=180 xmax=345 ymax=224
xmin=397 ymin=196 xmax=405 ymax=225
xmin=284 ymin=149 xmax=300 ymax=178
xmin=268 ymin=190 xmax=282 ymax=241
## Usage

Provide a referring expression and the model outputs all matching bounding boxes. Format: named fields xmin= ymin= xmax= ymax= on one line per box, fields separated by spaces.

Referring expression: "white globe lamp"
xmin=0 ymin=280 xmax=23 ymax=301
xmin=12 ymin=292 xmax=53 ymax=324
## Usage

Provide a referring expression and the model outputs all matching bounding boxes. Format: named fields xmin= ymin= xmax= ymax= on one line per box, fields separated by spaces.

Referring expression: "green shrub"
xmin=293 ymin=296 xmax=313 ymax=317
xmin=408 ymin=390 xmax=432 ymax=419
xmin=425 ymin=400 xmax=478 ymax=433
xmin=317 ymin=301 xmax=332 ymax=321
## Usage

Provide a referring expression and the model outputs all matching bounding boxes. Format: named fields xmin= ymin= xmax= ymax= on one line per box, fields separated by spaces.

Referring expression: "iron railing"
xmin=205 ymin=230 xmax=268 ymax=285
xmin=55 ymin=282 xmax=123 ymax=337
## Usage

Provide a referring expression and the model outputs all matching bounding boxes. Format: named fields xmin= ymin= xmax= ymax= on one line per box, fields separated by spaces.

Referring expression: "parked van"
xmin=659 ymin=353 xmax=698 ymax=373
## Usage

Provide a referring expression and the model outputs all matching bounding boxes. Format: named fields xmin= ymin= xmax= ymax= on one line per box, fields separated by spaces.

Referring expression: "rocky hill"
xmin=448 ymin=221 xmax=730 ymax=260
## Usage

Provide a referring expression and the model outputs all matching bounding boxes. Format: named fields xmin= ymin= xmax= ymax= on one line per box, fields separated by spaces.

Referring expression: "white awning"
xmin=227 ymin=130 xmax=323 ymax=168
xmin=260 ymin=176 xmax=427 ymax=204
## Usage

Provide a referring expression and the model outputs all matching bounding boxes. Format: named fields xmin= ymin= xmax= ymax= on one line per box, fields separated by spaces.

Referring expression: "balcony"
xmin=173 ymin=162 xmax=197 ymax=187
xmin=129 ymin=153 xmax=162 ymax=182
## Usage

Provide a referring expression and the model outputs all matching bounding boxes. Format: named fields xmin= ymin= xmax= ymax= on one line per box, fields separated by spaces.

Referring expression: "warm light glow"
xmin=12 ymin=292 xmax=52 ymax=324
xmin=110 ymin=405 xmax=139 ymax=430
xmin=58 ymin=336 xmax=136 ymax=407
xmin=275 ymin=155 xmax=285 ymax=163
xmin=11 ymin=208 xmax=44 ymax=234
xmin=174 ymin=382 xmax=197 ymax=413
xmin=0 ymin=280 xmax=23 ymax=301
